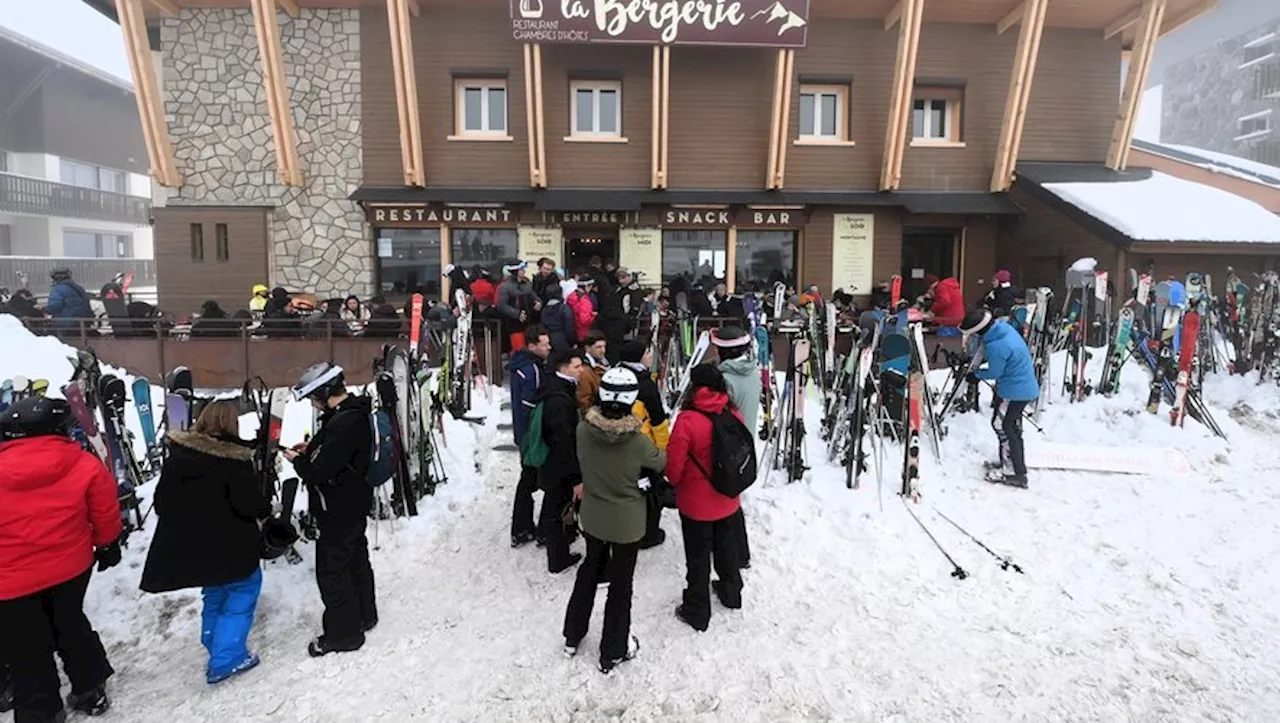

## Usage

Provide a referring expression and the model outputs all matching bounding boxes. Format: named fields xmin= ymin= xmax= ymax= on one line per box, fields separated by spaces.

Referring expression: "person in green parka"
xmin=561 ymin=367 xmax=666 ymax=675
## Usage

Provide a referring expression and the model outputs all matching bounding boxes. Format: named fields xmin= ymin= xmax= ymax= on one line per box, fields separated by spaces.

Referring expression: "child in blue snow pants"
xmin=201 ymin=568 xmax=263 ymax=684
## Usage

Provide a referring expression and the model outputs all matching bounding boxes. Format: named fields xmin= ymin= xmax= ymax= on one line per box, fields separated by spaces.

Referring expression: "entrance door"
xmin=901 ymin=229 xmax=956 ymax=301
xmin=564 ymin=230 xmax=618 ymax=276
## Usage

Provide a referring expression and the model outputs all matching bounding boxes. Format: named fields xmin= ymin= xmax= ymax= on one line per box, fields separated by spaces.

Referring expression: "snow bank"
xmin=1044 ymin=171 xmax=1280 ymax=243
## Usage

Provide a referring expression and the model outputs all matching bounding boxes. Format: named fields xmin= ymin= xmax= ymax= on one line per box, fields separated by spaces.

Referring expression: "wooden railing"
xmin=0 ymin=172 xmax=151 ymax=226
xmin=1 ymin=256 xmax=157 ymax=293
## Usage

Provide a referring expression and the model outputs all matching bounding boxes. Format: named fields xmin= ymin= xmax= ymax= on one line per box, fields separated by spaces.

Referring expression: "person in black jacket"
xmin=191 ymin=300 xmax=239 ymax=338
xmin=539 ymin=283 xmax=577 ymax=352
xmin=140 ymin=401 xmax=271 ymax=685
xmin=536 ymin=348 xmax=585 ymax=574
xmin=982 ymin=269 xmax=1020 ymax=318
xmin=283 ymin=363 xmax=378 ymax=657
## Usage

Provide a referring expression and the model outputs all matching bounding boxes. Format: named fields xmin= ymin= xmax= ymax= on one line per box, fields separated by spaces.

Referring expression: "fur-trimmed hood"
xmin=166 ymin=430 xmax=254 ymax=461
xmin=582 ymin=405 xmax=641 ymax=445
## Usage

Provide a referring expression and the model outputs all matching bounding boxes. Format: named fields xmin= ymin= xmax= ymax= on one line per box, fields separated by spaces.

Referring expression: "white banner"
xmin=620 ymin=227 xmax=663 ymax=287
xmin=1025 ymin=442 xmax=1192 ymax=476
xmin=517 ymin=226 xmax=562 ymax=269
xmin=831 ymin=213 xmax=874 ymax=296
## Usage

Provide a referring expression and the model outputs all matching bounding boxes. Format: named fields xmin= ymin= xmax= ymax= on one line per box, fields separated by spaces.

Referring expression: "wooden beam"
xmin=387 ymin=0 xmax=423 ymax=186
xmin=1161 ymin=0 xmax=1218 ymax=37
xmin=251 ymin=0 xmax=303 ymax=186
xmin=884 ymin=0 xmax=903 ymax=31
xmin=525 ymin=44 xmax=540 ymax=187
xmin=651 ymin=46 xmax=662 ymax=189
xmin=275 ymin=0 xmax=299 ymax=17
xmin=145 ymin=0 xmax=180 ymax=16
xmin=405 ymin=0 xmax=420 ymax=18
xmin=726 ymin=225 xmax=738 ymax=292
xmin=996 ymin=1 xmax=1024 ymax=35
xmin=1107 ymin=0 xmax=1165 ymax=170
xmin=660 ymin=45 xmax=670 ymax=189
xmin=991 ymin=0 xmax=1048 ymax=191
xmin=774 ymin=50 xmax=795 ymax=189
xmin=766 ymin=50 xmax=785 ymax=189
xmin=534 ymin=43 xmax=548 ymax=187
xmin=880 ymin=0 xmax=923 ymax=191
xmin=1104 ymin=5 xmax=1142 ymax=40
xmin=116 ymin=0 xmax=181 ymax=186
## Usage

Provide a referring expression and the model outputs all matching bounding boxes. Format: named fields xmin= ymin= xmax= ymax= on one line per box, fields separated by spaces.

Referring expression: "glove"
xmin=965 ymin=372 xmax=980 ymax=385
xmin=94 ymin=540 xmax=122 ymax=572
xmin=638 ymin=476 xmax=653 ymax=492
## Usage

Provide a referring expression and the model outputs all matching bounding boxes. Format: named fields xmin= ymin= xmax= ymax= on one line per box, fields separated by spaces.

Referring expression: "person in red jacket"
xmin=0 ymin=397 xmax=122 ymax=721
xmin=468 ymin=267 xmax=498 ymax=309
xmin=922 ymin=273 xmax=966 ymax=327
xmin=664 ymin=364 xmax=744 ymax=632
xmin=567 ymin=274 xmax=597 ymax=342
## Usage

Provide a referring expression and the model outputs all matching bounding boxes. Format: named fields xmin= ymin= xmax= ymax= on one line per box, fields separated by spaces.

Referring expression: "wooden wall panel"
xmin=154 ymin=206 xmax=270 ymax=315
xmin=361 ymin=7 xmax=402 ymax=186
xmin=802 ymin=207 xmax=903 ymax=298
xmin=1000 ymin=186 xmax=1121 ymax=293
xmin=1019 ymin=28 xmax=1119 ymax=163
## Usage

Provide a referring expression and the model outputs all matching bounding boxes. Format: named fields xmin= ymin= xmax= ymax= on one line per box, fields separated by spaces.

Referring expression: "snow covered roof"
xmin=1041 ymin=170 xmax=1280 ymax=244
xmin=1132 ymin=140 xmax=1280 ymax=190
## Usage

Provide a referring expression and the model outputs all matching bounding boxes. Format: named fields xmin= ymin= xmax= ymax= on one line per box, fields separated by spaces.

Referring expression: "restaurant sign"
xmin=366 ymin=204 xmax=516 ymax=225
xmin=510 ymin=0 xmax=811 ymax=48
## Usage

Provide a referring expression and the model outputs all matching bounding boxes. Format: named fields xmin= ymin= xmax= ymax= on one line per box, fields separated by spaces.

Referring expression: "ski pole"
xmin=903 ymin=501 xmax=968 ymax=580
xmin=932 ymin=508 xmax=1023 ymax=574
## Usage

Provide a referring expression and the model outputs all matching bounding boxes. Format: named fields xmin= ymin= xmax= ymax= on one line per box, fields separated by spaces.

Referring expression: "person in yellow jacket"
xmin=248 ymin=285 xmax=269 ymax=314
xmin=617 ymin=339 xmax=670 ymax=548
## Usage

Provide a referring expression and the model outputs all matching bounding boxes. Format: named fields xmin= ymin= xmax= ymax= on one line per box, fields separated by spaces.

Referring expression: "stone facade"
xmin=159 ymin=8 xmax=370 ymax=298
xmin=1161 ymin=16 xmax=1280 ymax=166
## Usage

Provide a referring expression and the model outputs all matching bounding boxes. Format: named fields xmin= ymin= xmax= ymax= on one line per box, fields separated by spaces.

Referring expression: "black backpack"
xmin=687 ymin=408 xmax=757 ymax=498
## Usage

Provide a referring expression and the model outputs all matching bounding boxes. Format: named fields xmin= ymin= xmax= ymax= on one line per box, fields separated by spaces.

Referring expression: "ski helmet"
xmin=292 ymin=362 xmax=345 ymax=402
xmin=260 ymin=516 xmax=300 ymax=560
xmin=0 ymin=396 xmax=75 ymax=441
xmin=597 ymin=367 xmax=640 ymax=409
xmin=50 ymin=267 xmax=72 ymax=282
xmin=959 ymin=309 xmax=994 ymax=336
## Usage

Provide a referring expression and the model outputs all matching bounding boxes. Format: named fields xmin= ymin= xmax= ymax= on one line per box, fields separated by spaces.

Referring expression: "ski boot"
xmin=985 ymin=469 xmax=1028 ymax=488
xmin=67 ymin=685 xmax=109 ymax=716
xmin=598 ymin=635 xmax=639 ymax=675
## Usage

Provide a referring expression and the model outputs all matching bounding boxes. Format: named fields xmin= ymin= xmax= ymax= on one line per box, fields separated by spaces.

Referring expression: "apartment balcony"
xmin=1 ymin=256 xmax=156 ymax=293
xmin=1257 ymin=58 xmax=1280 ymax=101
xmin=0 ymin=171 xmax=151 ymax=226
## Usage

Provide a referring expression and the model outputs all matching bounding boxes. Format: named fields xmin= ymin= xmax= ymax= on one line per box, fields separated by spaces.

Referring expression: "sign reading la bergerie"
xmin=510 ymin=0 xmax=811 ymax=48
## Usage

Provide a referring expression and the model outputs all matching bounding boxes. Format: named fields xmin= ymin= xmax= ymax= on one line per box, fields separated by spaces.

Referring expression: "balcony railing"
xmin=1256 ymin=57 xmax=1280 ymax=100
xmin=0 ymin=172 xmax=151 ymax=226
xmin=0 ymin=256 xmax=156 ymax=293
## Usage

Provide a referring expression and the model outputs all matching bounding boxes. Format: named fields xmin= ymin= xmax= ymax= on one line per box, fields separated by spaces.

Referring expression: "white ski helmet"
xmin=293 ymin=362 xmax=345 ymax=401
xmin=597 ymin=367 xmax=640 ymax=408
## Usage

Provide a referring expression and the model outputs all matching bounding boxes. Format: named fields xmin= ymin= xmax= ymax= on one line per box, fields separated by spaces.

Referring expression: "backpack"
xmin=520 ymin=402 xmax=550 ymax=468
xmin=687 ymin=409 xmax=757 ymax=498
xmin=366 ymin=409 xmax=395 ymax=488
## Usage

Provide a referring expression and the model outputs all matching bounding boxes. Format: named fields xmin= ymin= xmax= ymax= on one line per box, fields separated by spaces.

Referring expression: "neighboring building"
xmin=1160 ymin=8 xmax=1280 ymax=166
xmin=0 ymin=25 xmax=155 ymax=293
xmin=84 ymin=0 xmax=1236 ymax=315
xmin=1131 ymin=138 xmax=1280 ymax=212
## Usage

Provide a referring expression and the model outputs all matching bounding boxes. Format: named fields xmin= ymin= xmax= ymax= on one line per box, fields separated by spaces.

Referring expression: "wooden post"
xmin=440 ymin=223 xmax=452 ymax=301
xmin=660 ymin=46 xmax=671 ymax=190
xmin=766 ymin=49 xmax=785 ymax=189
xmin=651 ymin=47 xmax=662 ymax=189
xmin=991 ymin=0 xmax=1048 ymax=192
xmin=116 ymin=0 xmax=181 ymax=186
xmin=1107 ymin=0 xmax=1166 ymax=170
xmin=726 ymin=225 xmax=738 ymax=292
xmin=1103 ymin=5 xmax=1142 ymax=39
xmin=775 ymin=50 xmax=796 ymax=189
xmin=250 ymin=0 xmax=304 ymax=186
xmin=533 ymin=44 xmax=548 ymax=187
xmin=398 ymin=0 xmax=424 ymax=186
xmin=387 ymin=0 xmax=414 ymax=185
xmin=524 ymin=44 xmax=539 ymax=187
xmin=880 ymin=0 xmax=923 ymax=191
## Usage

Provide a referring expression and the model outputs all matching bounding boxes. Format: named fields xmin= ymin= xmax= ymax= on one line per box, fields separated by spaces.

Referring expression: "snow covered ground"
xmin=4 ymin=317 xmax=1280 ymax=721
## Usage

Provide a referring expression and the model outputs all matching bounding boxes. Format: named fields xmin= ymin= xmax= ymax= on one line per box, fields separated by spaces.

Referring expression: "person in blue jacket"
xmin=508 ymin=325 xmax=552 ymax=547
xmin=960 ymin=309 xmax=1039 ymax=488
xmin=44 ymin=268 xmax=93 ymax=331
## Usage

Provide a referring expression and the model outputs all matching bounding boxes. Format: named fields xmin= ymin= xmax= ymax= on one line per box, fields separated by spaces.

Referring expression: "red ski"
xmin=409 ymin=293 xmax=425 ymax=361
xmin=1170 ymin=311 xmax=1199 ymax=427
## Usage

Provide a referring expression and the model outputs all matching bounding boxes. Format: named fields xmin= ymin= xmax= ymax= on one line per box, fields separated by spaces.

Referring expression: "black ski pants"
xmin=562 ymin=534 xmax=640 ymax=664
xmin=991 ymin=396 xmax=1030 ymax=476
xmin=641 ymin=492 xmax=663 ymax=544
xmin=511 ymin=465 xmax=541 ymax=539
xmin=315 ymin=520 xmax=378 ymax=649
xmin=731 ymin=507 xmax=751 ymax=568
xmin=0 ymin=567 xmax=113 ymax=721
xmin=679 ymin=513 xmax=743 ymax=630
xmin=539 ymin=480 xmax=576 ymax=572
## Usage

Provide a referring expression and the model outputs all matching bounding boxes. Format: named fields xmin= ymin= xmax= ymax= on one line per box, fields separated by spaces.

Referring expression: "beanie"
xmin=618 ymin=339 xmax=648 ymax=364
xmin=958 ymin=309 xmax=993 ymax=336
xmin=994 ymin=269 xmax=1011 ymax=284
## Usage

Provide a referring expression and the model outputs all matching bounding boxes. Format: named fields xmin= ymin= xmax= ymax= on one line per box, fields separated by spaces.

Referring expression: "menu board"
xmin=517 ymin=226 xmax=562 ymax=269
xmin=830 ymin=213 xmax=875 ymax=296
xmin=620 ymin=228 xmax=663 ymax=287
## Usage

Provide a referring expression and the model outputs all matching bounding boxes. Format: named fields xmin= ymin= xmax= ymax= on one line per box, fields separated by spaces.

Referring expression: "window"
xmin=216 ymin=223 xmax=229 ymax=262
xmin=59 ymin=159 xmax=128 ymax=193
xmin=63 ymin=229 xmax=130 ymax=258
xmin=1236 ymin=110 xmax=1272 ymax=141
xmin=0 ymin=150 xmax=9 ymax=174
xmin=798 ymin=85 xmax=848 ymax=142
xmin=736 ymin=231 xmax=797 ymax=291
xmin=451 ymin=228 xmax=518 ymax=276
xmin=454 ymin=79 xmax=508 ymax=138
xmin=191 ymin=223 xmax=204 ymax=262
xmin=1242 ymin=33 xmax=1277 ymax=68
xmin=377 ymin=228 xmax=443 ymax=298
xmin=569 ymin=80 xmax=622 ymax=139
xmin=911 ymin=86 xmax=964 ymax=145
xmin=662 ymin=230 xmax=727 ymax=286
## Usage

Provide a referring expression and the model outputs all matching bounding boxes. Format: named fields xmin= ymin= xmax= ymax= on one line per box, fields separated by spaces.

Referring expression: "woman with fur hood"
xmin=562 ymin=367 xmax=666 ymax=675
xmin=140 ymin=401 xmax=272 ymax=685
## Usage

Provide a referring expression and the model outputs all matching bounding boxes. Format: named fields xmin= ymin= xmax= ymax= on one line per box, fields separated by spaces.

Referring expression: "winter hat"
xmin=993 ymin=269 xmax=1011 ymax=284
xmin=201 ymin=300 xmax=221 ymax=313
xmin=576 ymin=273 xmax=596 ymax=286
xmin=959 ymin=309 xmax=993 ymax=336
xmin=925 ymin=274 xmax=940 ymax=287
xmin=711 ymin=325 xmax=751 ymax=348
xmin=618 ymin=339 xmax=648 ymax=364
xmin=503 ymin=260 xmax=528 ymax=276
xmin=444 ymin=263 xmax=456 ymax=276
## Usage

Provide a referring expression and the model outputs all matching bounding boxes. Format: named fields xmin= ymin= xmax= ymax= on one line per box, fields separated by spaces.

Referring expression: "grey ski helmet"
xmin=260 ymin=516 xmax=300 ymax=560
xmin=597 ymin=367 xmax=640 ymax=408
xmin=0 ymin=396 xmax=75 ymax=441
xmin=292 ymin=362 xmax=345 ymax=402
